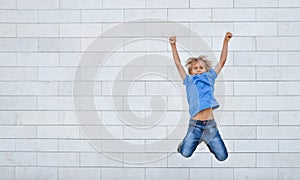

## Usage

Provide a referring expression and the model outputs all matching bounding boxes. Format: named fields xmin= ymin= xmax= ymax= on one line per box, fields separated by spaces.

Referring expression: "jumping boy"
xmin=169 ymin=32 xmax=232 ymax=161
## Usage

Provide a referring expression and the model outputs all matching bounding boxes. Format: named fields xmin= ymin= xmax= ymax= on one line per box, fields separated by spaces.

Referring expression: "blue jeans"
xmin=177 ymin=119 xmax=228 ymax=161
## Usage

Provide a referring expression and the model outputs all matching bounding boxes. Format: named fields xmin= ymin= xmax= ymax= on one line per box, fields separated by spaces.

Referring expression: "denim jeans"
xmin=177 ymin=118 xmax=228 ymax=161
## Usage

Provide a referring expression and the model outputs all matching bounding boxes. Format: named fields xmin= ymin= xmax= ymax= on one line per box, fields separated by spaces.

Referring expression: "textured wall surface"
xmin=0 ymin=0 xmax=300 ymax=179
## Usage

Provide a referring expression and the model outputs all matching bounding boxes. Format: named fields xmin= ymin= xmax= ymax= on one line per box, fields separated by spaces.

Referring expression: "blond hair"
xmin=185 ymin=55 xmax=212 ymax=75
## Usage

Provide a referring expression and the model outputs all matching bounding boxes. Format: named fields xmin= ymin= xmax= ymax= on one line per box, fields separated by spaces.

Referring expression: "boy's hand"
xmin=169 ymin=36 xmax=176 ymax=45
xmin=224 ymin=32 xmax=232 ymax=42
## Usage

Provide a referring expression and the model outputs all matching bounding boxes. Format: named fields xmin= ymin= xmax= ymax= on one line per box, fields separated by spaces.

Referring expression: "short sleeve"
xmin=183 ymin=75 xmax=189 ymax=85
xmin=208 ymin=68 xmax=218 ymax=80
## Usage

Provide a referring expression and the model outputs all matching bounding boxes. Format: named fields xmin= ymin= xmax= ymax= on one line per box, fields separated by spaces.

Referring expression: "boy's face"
xmin=190 ymin=61 xmax=207 ymax=75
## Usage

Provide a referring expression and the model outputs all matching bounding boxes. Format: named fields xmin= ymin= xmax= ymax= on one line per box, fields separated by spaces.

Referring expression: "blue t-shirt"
xmin=183 ymin=68 xmax=220 ymax=118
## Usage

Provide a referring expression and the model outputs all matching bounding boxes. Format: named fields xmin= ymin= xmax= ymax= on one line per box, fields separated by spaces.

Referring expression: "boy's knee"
xmin=216 ymin=153 xmax=228 ymax=161
xmin=180 ymin=151 xmax=193 ymax=158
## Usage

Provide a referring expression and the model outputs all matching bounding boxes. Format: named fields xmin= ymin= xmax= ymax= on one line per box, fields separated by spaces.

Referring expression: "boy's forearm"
xmin=219 ymin=40 xmax=229 ymax=67
xmin=171 ymin=44 xmax=182 ymax=66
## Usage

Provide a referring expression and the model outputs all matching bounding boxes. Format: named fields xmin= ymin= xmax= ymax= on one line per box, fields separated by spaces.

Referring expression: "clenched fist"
xmin=224 ymin=32 xmax=232 ymax=42
xmin=169 ymin=36 xmax=176 ymax=45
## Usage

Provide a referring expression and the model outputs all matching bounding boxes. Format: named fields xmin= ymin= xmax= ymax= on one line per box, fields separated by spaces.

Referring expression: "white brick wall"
xmin=1 ymin=0 xmax=300 ymax=179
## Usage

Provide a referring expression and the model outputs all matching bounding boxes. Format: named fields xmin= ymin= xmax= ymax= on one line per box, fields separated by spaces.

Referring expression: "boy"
xmin=169 ymin=32 xmax=232 ymax=161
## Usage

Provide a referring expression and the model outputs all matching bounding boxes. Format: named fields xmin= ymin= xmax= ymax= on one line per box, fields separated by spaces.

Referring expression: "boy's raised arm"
xmin=214 ymin=32 xmax=232 ymax=75
xmin=169 ymin=36 xmax=187 ymax=81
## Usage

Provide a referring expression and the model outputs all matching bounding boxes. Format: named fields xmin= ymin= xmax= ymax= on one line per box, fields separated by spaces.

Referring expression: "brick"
xmin=102 ymin=168 xmax=144 ymax=180
xmin=212 ymin=153 xmax=256 ymax=167
xmin=16 ymin=111 xmax=59 ymax=125
xmin=38 ymin=10 xmax=80 ymax=23
xmin=234 ymin=82 xmax=277 ymax=96
xmin=123 ymin=67 xmax=167 ymax=81
xmin=168 ymin=9 xmax=212 ymax=22
xmin=59 ymin=24 xmax=102 ymax=37
xmin=257 ymin=97 xmax=300 ymax=110
xmin=168 ymin=152 xmax=211 ymax=167
xmin=38 ymin=38 xmax=81 ymax=52
xmin=37 ymin=97 xmax=74 ymax=110
xmin=145 ymin=22 xmax=190 ymax=37
xmin=38 ymin=152 xmax=79 ymax=166
xmin=38 ymin=67 xmax=76 ymax=81
xmin=38 ymin=126 xmax=79 ymax=138
xmin=190 ymin=23 xmax=233 ymax=36
xmin=145 ymin=140 xmax=179 ymax=153
xmin=80 ymin=152 xmax=123 ymax=167
xmin=17 ymin=52 xmax=59 ymax=66
xmin=257 ymin=8 xmax=300 ymax=21
xmin=0 ymin=24 xmax=16 ymax=37
xmin=102 ymin=81 xmax=144 ymax=96
xmin=60 ymin=0 xmax=102 ymax=9
xmin=124 ymin=152 xmax=167 ymax=167
xmin=16 ymin=167 xmax=57 ymax=180
xmin=81 ymin=37 xmax=124 ymax=52
xmin=0 ymin=10 xmax=38 ymax=23
xmin=59 ymin=140 xmax=96 ymax=152
xmin=0 ymin=139 xmax=15 ymax=151
xmin=0 ymin=67 xmax=36 ymax=80
xmin=102 ymin=23 xmax=145 ymax=37
xmin=17 ymin=24 xmax=58 ymax=37
xmin=0 ymin=167 xmax=14 ymax=180
xmin=235 ymin=140 xmax=278 ymax=152
xmin=279 ymin=140 xmax=300 ymax=152
xmin=94 ymin=96 xmax=123 ymax=111
xmin=146 ymin=168 xmax=189 ymax=180
xmin=279 ymin=22 xmax=300 ymax=36
xmin=82 ymin=10 xmax=123 ymax=23
xmin=222 ymin=97 xmax=256 ymax=110
xmin=212 ymin=9 xmax=255 ymax=21
xmin=279 ymin=0 xmax=300 ymax=7
xmin=168 ymin=37 xmax=212 ymax=52
xmin=279 ymin=168 xmax=300 ymax=179
xmin=257 ymin=126 xmax=300 ymax=139
xmin=234 ymin=0 xmax=278 ymax=7
xmin=78 ymin=125 xmax=123 ymax=139
xmin=59 ymin=168 xmax=100 ymax=180
xmin=0 ymin=53 xmax=16 ymax=66
xmin=124 ymin=38 xmax=167 ymax=52
xmin=0 ymin=152 xmax=36 ymax=166
xmin=16 ymin=139 xmax=58 ymax=151
xmin=0 ymin=111 xmax=16 ymax=125
xmin=190 ymin=0 xmax=233 ymax=8
xmin=103 ymin=0 xmax=145 ymax=8
xmin=125 ymin=9 xmax=167 ymax=21
xmin=213 ymin=37 xmax=255 ymax=51
xmin=102 ymin=139 xmax=145 ymax=152
xmin=235 ymin=111 xmax=278 ymax=125
xmin=0 ymin=38 xmax=37 ymax=52
xmin=17 ymin=0 xmax=59 ymax=9
xmin=146 ymin=0 xmax=189 ymax=8
xmin=279 ymin=111 xmax=300 ymax=125
xmin=257 ymin=67 xmax=300 ymax=81
xmin=257 ymin=153 xmax=300 ymax=167
xmin=190 ymin=168 xmax=233 ymax=180
xmin=0 ymin=97 xmax=37 ymax=110
xmin=59 ymin=52 xmax=82 ymax=66
xmin=279 ymin=82 xmax=300 ymax=95
xmin=234 ymin=168 xmax=278 ymax=179
xmin=0 ymin=0 xmax=16 ymax=9
xmin=257 ymin=37 xmax=300 ymax=51
xmin=167 ymin=96 xmax=188 ymax=111
xmin=278 ymin=52 xmax=300 ymax=66
xmin=124 ymin=126 xmax=167 ymax=139
xmin=221 ymin=126 xmax=256 ymax=139
xmin=234 ymin=52 xmax=277 ymax=66
xmin=234 ymin=22 xmax=277 ymax=36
